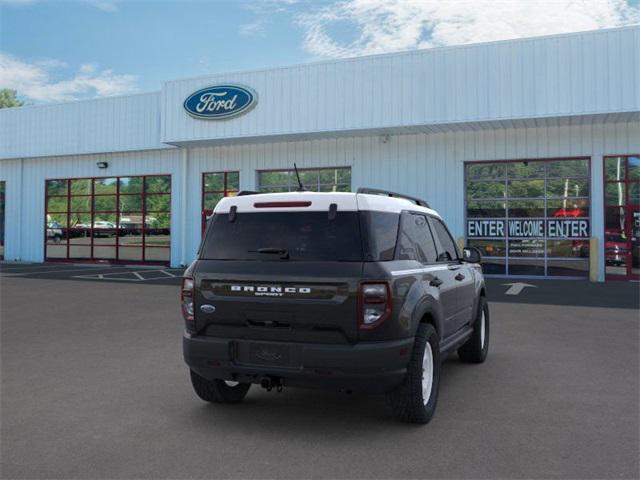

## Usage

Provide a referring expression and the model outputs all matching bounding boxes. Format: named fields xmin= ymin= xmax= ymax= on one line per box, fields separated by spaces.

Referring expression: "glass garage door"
xmin=465 ymin=158 xmax=591 ymax=277
xmin=604 ymin=155 xmax=639 ymax=280
xmin=45 ymin=175 xmax=171 ymax=264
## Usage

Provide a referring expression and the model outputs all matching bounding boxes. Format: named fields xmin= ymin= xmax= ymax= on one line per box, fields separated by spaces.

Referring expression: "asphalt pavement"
xmin=1 ymin=268 xmax=638 ymax=479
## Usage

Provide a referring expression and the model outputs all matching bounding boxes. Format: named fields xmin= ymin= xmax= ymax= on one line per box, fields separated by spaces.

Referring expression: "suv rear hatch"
xmin=194 ymin=203 xmax=364 ymax=344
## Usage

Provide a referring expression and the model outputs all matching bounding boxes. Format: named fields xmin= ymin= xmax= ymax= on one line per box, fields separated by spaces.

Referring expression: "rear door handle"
xmin=430 ymin=277 xmax=443 ymax=287
xmin=455 ymin=273 xmax=465 ymax=281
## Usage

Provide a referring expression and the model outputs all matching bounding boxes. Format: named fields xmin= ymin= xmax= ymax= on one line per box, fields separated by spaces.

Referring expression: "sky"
xmin=1 ymin=0 xmax=639 ymax=104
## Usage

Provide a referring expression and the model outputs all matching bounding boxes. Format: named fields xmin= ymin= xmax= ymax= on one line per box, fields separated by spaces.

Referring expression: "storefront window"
xmin=257 ymin=167 xmax=351 ymax=193
xmin=603 ymin=156 xmax=639 ymax=279
xmin=45 ymin=175 xmax=171 ymax=264
xmin=201 ymin=171 xmax=239 ymax=232
xmin=465 ymin=158 xmax=591 ymax=277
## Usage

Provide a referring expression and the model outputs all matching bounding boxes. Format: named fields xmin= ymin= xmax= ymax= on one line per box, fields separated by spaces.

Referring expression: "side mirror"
xmin=463 ymin=246 xmax=482 ymax=264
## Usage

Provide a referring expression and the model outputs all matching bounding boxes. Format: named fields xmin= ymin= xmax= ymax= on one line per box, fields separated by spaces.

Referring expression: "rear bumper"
xmin=183 ymin=334 xmax=414 ymax=393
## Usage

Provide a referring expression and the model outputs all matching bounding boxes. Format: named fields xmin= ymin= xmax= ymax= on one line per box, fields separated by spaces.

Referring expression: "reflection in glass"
xmin=547 ymin=240 xmax=589 ymax=258
xmin=145 ymin=175 xmax=171 ymax=193
xmin=605 ymin=183 xmax=625 ymax=206
xmin=68 ymin=245 xmax=91 ymax=259
xmin=547 ymin=260 xmax=588 ymax=277
xmin=47 ymin=179 xmax=68 ymax=196
xmin=547 ymin=199 xmax=589 ymax=218
xmin=93 ymin=246 xmax=117 ymax=259
xmin=481 ymin=259 xmax=506 ymax=275
xmin=93 ymin=195 xmax=117 ymax=212
xmin=547 ymin=159 xmax=589 ymax=178
xmin=547 ymin=179 xmax=589 ymax=197
xmin=47 ymin=243 xmax=68 ymax=258
xmin=508 ymin=259 xmax=545 ymax=276
xmin=605 ymin=157 xmax=625 ymax=181
xmin=45 ymin=175 xmax=172 ymax=263
xmin=507 ymin=180 xmax=545 ymax=198
xmin=70 ymin=179 xmax=91 ymax=195
xmin=507 ymin=161 xmax=545 ymax=179
xmin=467 ymin=240 xmax=506 ymax=257
xmin=629 ymin=156 xmax=640 ymax=181
xmin=258 ymin=168 xmax=351 ymax=193
xmin=70 ymin=196 xmax=91 ymax=212
xmin=466 ymin=163 xmax=506 ymax=181
xmin=47 ymin=196 xmax=68 ymax=213
xmin=204 ymin=173 xmax=224 ymax=191
xmin=118 ymin=247 xmax=143 ymax=261
xmin=145 ymin=194 xmax=171 ymax=212
xmin=507 ymin=200 xmax=545 ymax=217
xmin=605 ymin=207 xmax=625 ymax=231
xmin=119 ymin=194 xmax=143 ymax=211
xmin=508 ymin=240 xmax=545 ymax=257
xmin=119 ymin=177 xmax=144 ymax=194
xmin=93 ymin=178 xmax=117 ymax=194
xmin=629 ymin=183 xmax=639 ymax=205
xmin=466 ymin=181 xmax=506 ymax=199
xmin=144 ymin=247 xmax=170 ymax=262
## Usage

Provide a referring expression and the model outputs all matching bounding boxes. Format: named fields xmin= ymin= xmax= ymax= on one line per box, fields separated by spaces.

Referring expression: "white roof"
xmin=214 ymin=191 xmax=441 ymax=217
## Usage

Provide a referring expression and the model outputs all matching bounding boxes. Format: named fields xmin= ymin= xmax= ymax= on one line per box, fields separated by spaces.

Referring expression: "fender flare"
xmin=410 ymin=296 xmax=445 ymax=340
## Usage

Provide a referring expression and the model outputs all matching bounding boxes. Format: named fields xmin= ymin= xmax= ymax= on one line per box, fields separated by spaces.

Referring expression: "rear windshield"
xmin=201 ymin=212 xmax=363 ymax=261
xmin=201 ymin=210 xmax=400 ymax=262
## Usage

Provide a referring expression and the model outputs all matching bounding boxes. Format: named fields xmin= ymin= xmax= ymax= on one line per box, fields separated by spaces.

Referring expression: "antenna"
xmin=293 ymin=163 xmax=305 ymax=191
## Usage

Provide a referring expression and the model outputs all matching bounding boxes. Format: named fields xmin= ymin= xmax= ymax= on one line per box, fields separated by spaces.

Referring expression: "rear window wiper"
xmin=249 ymin=248 xmax=290 ymax=260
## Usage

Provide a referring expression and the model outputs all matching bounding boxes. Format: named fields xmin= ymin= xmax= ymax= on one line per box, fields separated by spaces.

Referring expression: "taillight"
xmin=181 ymin=277 xmax=194 ymax=323
xmin=358 ymin=282 xmax=392 ymax=330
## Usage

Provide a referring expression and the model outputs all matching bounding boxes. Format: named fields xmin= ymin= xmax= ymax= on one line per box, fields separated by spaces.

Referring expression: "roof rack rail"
xmin=236 ymin=190 xmax=260 ymax=196
xmin=357 ymin=188 xmax=430 ymax=208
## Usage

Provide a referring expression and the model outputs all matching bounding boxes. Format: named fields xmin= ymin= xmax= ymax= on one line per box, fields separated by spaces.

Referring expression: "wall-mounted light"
xmin=96 ymin=162 xmax=109 ymax=169
xmin=380 ymin=134 xmax=390 ymax=144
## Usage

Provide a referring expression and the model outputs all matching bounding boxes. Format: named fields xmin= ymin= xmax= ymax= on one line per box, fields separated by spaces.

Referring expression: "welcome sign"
xmin=467 ymin=219 xmax=590 ymax=239
xmin=184 ymin=84 xmax=257 ymax=119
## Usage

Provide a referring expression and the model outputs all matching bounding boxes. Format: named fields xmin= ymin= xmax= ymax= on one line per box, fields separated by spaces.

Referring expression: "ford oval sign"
xmin=183 ymin=84 xmax=257 ymax=120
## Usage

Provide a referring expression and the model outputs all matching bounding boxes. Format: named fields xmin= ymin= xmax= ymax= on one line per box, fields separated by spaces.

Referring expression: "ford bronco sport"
xmin=182 ymin=188 xmax=489 ymax=424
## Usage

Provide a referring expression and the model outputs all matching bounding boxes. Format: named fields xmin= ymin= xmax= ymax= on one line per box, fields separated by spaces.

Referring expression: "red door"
xmin=604 ymin=156 xmax=639 ymax=280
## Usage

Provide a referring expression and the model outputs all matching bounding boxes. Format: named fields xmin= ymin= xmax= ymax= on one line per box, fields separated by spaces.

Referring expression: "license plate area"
xmin=235 ymin=341 xmax=293 ymax=367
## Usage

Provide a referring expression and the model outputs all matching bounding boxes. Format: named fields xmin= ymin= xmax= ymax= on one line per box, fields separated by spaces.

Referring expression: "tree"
xmin=0 ymin=89 xmax=24 ymax=109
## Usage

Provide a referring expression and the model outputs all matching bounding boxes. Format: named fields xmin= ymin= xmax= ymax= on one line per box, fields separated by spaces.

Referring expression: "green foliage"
xmin=0 ymin=89 xmax=24 ymax=109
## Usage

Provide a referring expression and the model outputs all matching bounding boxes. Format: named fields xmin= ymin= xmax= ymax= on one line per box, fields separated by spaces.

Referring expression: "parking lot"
xmin=1 ymin=263 xmax=638 ymax=479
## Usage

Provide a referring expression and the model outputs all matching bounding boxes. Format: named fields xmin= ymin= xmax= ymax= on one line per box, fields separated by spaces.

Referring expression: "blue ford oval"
xmin=183 ymin=85 xmax=257 ymax=119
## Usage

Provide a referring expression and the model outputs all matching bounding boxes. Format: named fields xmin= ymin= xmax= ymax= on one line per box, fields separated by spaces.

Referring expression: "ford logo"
xmin=183 ymin=84 xmax=257 ymax=120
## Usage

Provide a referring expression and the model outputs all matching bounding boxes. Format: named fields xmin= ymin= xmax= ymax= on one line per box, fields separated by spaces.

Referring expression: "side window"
xmin=397 ymin=213 xmax=438 ymax=263
xmin=431 ymin=217 xmax=459 ymax=262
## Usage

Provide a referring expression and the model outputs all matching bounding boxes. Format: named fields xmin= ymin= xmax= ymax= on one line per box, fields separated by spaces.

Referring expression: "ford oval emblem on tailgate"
xmin=200 ymin=304 xmax=216 ymax=314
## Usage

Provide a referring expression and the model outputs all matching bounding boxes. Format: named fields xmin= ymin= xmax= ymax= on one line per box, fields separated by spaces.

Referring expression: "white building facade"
xmin=1 ymin=27 xmax=638 ymax=281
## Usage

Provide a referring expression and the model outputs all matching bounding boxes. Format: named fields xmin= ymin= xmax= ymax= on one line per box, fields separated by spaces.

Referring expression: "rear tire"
xmin=387 ymin=323 xmax=441 ymax=424
xmin=189 ymin=370 xmax=251 ymax=404
xmin=458 ymin=296 xmax=489 ymax=363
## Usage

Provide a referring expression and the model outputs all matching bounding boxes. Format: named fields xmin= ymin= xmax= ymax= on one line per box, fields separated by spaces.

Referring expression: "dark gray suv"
xmin=182 ymin=188 xmax=489 ymax=423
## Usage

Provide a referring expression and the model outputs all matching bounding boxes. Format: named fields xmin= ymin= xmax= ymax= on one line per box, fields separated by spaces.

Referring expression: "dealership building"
xmin=0 ymin=26 xmax=638 ymax=281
